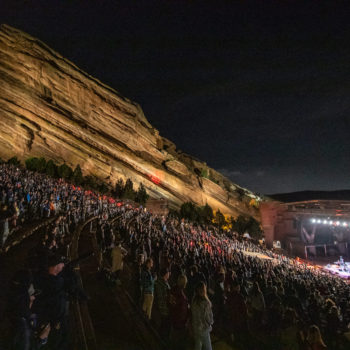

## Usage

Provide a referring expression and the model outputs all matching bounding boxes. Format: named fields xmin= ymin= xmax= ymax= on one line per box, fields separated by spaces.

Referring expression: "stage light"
xmin=323 ymin=220 xmax=328 ymax=224
xmin=311 ymin=218 xmax=316 ymax=223
xmin=336 ymin=221 xmax=340 ymax=226
xmin=330 ymin=221 xmax=333 ymax=225
xmin=317 ymin=219 xmax=321 ymax=223
xmin=343 ymin=222 xmax=347 ymax=227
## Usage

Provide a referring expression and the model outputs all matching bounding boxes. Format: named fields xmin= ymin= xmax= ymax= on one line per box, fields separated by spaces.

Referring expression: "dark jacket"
xmin=154 ymin=278 xmax=170 ymax=316
xmin=34 ymin=272 xmax=66 ymax=324
xmin=141 ymin=268 xmax=155 ymax=295
xmin=170 ymin=286 xmax=189 ymax=329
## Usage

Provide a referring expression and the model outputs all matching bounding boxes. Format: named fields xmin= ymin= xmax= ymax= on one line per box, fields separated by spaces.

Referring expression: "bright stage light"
xmin=317 ymin=219 xmax=321 ymax=223
xmin=323 ymin=220 xmax=328 ymax=224
xmin=336 ymin=221 xmax=340 ymax=226
xmin=330 ymin=221 xmax=333 ymax=225
xmin=311 ymin=218 xmax=316 ymax=223
xmin=343 ymin=222 xmax=347 ymax=227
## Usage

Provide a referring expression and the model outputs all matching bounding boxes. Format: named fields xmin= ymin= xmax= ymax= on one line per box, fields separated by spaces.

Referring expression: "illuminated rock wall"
xmin=0 ymin=24 xmax=259 ymax=218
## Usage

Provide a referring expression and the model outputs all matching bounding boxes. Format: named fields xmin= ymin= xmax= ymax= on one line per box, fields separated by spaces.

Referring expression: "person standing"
xmin=141 ymin=258 xmax=155 ymax=319
xmin=306 ymin=325 xmax=327 ymax=350
xmin=191 ymin=282 xmax=213 ymax=350
xmin=169 ymin=274 xmax=189 ymax=350
xmin=154 ymin=268 xmax=171 ymax=339
xmin=111 ymin=241 xmax=127 ymax=284
xmin=34 ymin=255 xmax=68 ymax=350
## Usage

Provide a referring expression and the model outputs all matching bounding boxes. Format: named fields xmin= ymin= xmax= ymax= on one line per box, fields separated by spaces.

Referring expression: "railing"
xmin=304 ymin=242 xmax=349 ymax=259
xmin=2 ymin=216 xmax=57 ymax=253
xmin=69 ymin=216 xmax=98 ymax=350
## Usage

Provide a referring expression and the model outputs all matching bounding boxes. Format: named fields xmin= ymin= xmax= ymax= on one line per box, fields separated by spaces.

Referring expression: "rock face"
xmin=0 ymin=24 xmax=259 ymax=218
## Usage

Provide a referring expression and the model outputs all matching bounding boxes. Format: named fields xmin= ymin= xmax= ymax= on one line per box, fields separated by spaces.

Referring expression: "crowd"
xmin=102 ymin=206 xmax=350 ymax=350
xmin=2 ymin=162 xmax=350 ymax=350
xmin=0 ymin=164 xmax=120 ymax=349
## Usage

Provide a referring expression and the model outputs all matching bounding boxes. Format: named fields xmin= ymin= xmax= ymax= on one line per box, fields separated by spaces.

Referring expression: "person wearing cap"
xmin=34 ymin=254 xmax=68 ymax=350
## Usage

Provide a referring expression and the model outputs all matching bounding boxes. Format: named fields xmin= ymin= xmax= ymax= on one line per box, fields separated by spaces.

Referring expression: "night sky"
xmin=1 ymin=0 xmax=350 ymax=194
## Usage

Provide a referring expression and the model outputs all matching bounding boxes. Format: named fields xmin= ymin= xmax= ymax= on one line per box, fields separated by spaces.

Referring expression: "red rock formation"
xmin=0 ymin=24 xmax=259 ymax=218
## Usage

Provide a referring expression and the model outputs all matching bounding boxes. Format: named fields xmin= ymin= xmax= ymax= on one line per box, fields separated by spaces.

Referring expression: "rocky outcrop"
xmin=0 ymin=24 xmax=259 ymax=218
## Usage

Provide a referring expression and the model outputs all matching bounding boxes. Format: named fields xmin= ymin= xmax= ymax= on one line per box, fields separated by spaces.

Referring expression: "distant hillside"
xmin=268 ymin=190 xmax=350 ymax=203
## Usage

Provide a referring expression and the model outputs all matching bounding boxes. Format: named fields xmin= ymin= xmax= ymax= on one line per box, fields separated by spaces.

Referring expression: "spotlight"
xmin=317 ymin=219 xmax=321 ymax=223
xmin=343 ymin=222 xmax=347 ymax=227
xmin=323 ymin=220 xmax=328 ymax=224
xmin=336 ymin=221 xmax=340 ymax=226
xmin=311 ymin=219 xmax=316 ymax=223
xmin=330 ymin=221 xmax=333 ymax=225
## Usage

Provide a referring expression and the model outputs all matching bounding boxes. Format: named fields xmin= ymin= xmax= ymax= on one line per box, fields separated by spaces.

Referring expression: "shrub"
xmin=37 ymin=157 xmax=47 ymax=173
xmin=46 ymin=160 xmax=58 ymax=177
xmin=213 ymin=209 xmax=226 ymax=230
xmin=25 ymin=157 xmax=39 ymax=171
xmin=199 ymin=203 xmax=214 ymax=224
xmin=57 ymin=163 xmax=73 ymax=179
xmin=180 ymin=202 xmax=199 ymax=222
xmin=7 ymin=156 xmax=21 ymax=166
xmin=231 ymin=215 xmax=262 ymax=239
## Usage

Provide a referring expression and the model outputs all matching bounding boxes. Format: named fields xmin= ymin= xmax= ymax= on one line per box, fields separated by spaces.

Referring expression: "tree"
xmin=213 ymin=209 xmax=226 ymax=230
xmin=135 ymin=183 xmax=149 ymax=205
xmin=168 ymin=208 xmax=180 ymax=219
xmin=114 ymin=178 xmax=125 ymax=198
xmin=199 ymin=203 xmax=214 ymax=224
xmin=245 ymin=217 xmax=262 ymax=239
xmin=57 ymin=163 xmax=73 ymax=179
xmin=123 ymin=178 xmax=136 ymax=200
xmin=83 ymin=175 xmax=97 ymax=189
xmin=180 ymin=202 xmax=199 ymax=222
xmin=37 ymin=157 xmax=47 ymax=173
xmin=98 ymin=182 xmax=109 ymax=194
xmin=231 ymin=215 xmax=248 ymax=234
xmin=45 ymin=160 xmax=58 ymax=178
xmin=25 ymin=157 xmax=39 ymax=171
xmin=72 ymin=164 xmax=84 ymax=185
xmin=7 ymin=156 xmax=21 ymax=167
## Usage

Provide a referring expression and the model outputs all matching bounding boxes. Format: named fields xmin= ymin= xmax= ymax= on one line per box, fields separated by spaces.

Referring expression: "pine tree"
xmin=180 ymin=202 xmax=198 ymax=222
xmin=72 ymin=164 xmax=84 ymax=185
xmin=45 ymin=160 xmax=58 ymax=178
xmin=114 ymin=178 xmax=125 ymax=198
xmin=135 ymin=183 xmax=149 ymax=205
xmin=123 ymin=178 xmax=136 ymax=200
xmin=37 ymin=157 xmax=47 ymax=173
xmin=200 ymin=203 xmax=214 ymax=224
xmin=25 ymin=157 xmax=39 ymax=171
xmin=57 ymin=163 xmax=73 ymax=180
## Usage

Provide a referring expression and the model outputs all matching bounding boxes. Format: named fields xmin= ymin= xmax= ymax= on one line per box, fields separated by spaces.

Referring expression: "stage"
xmin=322 ymin=260 xmax=350 ymax=279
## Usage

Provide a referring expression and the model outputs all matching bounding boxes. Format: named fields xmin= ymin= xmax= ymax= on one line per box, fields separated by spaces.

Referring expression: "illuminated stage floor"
xmin=322 ymin=263 xmax=350 ymax=279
